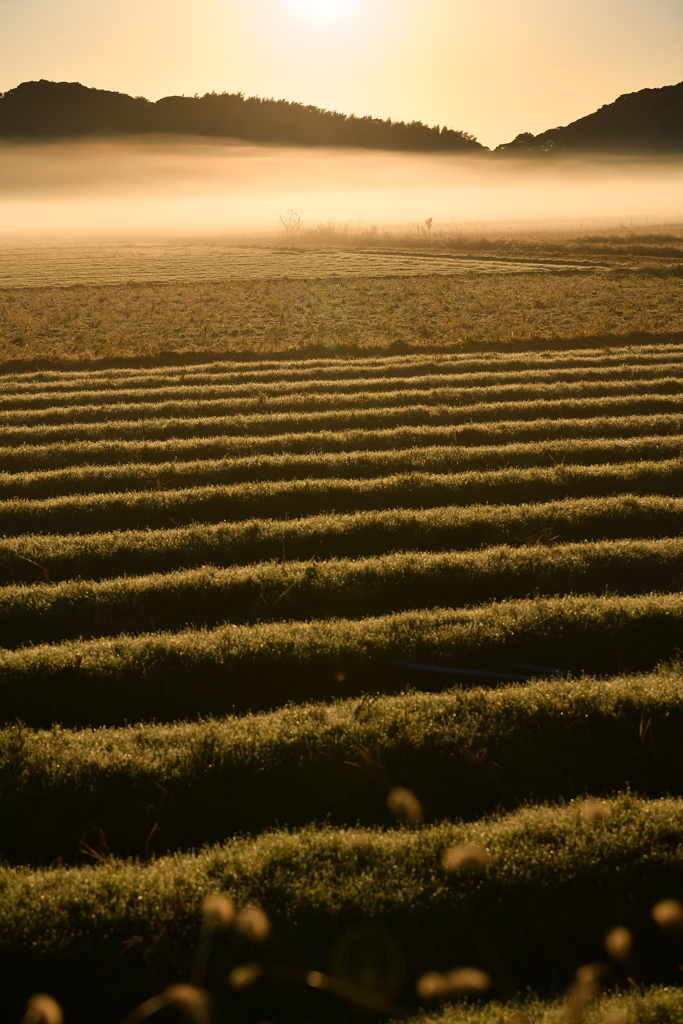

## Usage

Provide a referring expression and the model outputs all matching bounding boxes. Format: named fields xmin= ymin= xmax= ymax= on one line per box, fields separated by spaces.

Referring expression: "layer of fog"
xmin=1 ymin=136 xmax=682 ymax=239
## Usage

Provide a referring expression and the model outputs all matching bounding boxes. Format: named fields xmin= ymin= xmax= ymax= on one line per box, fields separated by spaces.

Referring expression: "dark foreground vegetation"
xmin=2 ymin=666 xmax=683 ymax=865
xmin=4 ymin=342 xmax=683 ymax=1022
xmin=4 ymin=797 xmax=683 ymax=1022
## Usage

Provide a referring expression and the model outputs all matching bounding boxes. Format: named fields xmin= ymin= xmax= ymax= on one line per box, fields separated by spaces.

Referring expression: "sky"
xmin=2 ymin=0 xmax=683 ymax=149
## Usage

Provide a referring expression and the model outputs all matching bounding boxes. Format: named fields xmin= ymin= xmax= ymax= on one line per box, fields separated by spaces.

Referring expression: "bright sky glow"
xmin=1 ymin=0 xmax=682 ymax=148
xmin=287 ymin=0 xmax=359 ymax=24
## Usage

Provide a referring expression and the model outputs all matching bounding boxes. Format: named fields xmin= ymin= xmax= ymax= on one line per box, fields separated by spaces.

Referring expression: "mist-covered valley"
xmin=1 ymin=135 xmax=682 ymax=240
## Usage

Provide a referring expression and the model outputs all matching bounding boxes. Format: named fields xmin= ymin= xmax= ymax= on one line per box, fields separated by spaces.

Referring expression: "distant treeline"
xmin=499 ymin=81 xmax=683 ymax=154
xmin=0 ymin=80 xmax=484 ymax=152
xmin=2 ymin=78 xmax=682 ymax=155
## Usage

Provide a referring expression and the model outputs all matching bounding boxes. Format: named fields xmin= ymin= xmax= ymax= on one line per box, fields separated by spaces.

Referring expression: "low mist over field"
xmin=1 ymin=135 xmax=682 ymax=238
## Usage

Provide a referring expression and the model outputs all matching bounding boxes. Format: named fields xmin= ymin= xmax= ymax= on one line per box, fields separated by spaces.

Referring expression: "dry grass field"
xmin=2 ymin=231 xmax=683 ymax=1024
xmin=2 ymin=265 xmax=683 ymax=363
xmin=0 ymin=241 xmax=599 ymax=289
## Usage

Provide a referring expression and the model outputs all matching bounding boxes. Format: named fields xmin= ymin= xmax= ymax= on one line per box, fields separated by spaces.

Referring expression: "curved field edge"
xmin=2 ymin=592 xmax=683 ymax=726
xmin=5 ymin=393 xmax=683 ymax=448
xmin=6 ymin=411 xmax=683 ymax=475
xmin=11 ymin=332 xmax=683 ymax=377
xmin=3 ymin=796 xmax=683 ymax=1023
xmin=4 ymin=434 xmax=683 ymax=501
xmin=5 ymin=341 xmax=683 ymax=1022
xmin=4 ymin=344 xmax=683 ymax=395
xmin=3 ymin=460 xmax=683 ymax=537
xmin=2 ymin=666 xmax=683 ymax=865
xmin=3 ymin=375 xmax=683 ymax=428
xmin=7 ymin=359 xmax=683 ymax=413
xmin=6 ymin=537 xmax=683 ymax=648
xmin=16 ymin=377 xmax=683 ymax=429
xmin=2 ymin=495 xmax=683 ymax=585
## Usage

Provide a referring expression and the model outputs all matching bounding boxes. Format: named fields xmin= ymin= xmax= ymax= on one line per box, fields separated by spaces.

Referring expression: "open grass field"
xmin=0 ymin=240 xmax=603 ymax=289
xmin=2 ymin=225 xmax=683 ymax=290
xmin=3 ymin=245 xmax=683 ymax=1023
xmin=1 ymin=249 xmax=683 ymax=364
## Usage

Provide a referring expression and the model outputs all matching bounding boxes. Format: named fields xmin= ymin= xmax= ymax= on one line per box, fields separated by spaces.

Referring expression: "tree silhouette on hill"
xmin=0 ymin=80 xmax=485 ymax=152
xmin=498 ymin=81 xmax=683 ymax=153
xmin=3 ymin=78 xmax=682 ymax=155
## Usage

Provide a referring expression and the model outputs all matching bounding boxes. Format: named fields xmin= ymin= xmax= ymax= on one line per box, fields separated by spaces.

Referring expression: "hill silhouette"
xmin=498 ymin=81 xmax=683 ymax=154
xmin=2 ymin=79 xmax=682 ymax=156
xmin=0 ymin=80 xmax=484 ymax=152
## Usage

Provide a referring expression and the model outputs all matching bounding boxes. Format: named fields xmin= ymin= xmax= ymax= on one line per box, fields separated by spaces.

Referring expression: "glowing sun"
xmin=287 ymin=0 xmax=359 ymax=24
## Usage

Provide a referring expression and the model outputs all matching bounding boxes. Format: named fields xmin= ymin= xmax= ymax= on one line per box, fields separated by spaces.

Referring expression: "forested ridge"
xmin=0 ymin=79 xmax=483 ymax=151
xmin=499 ymin=80 xmax=683 ymax=153
xmin=2 ymin=77 xmax=682 ymax=153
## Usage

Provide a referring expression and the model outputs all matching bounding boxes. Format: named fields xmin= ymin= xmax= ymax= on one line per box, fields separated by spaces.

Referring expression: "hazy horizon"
xmin=1 ymin=136 xmax=682 ymax=242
